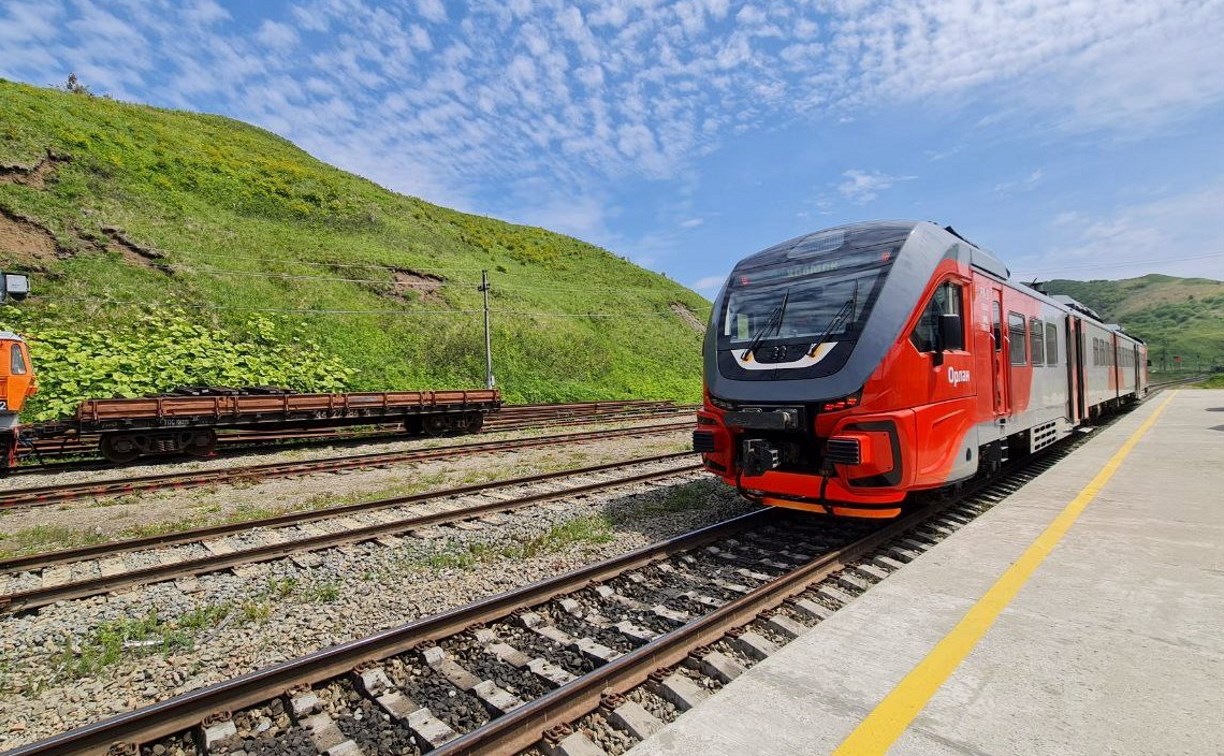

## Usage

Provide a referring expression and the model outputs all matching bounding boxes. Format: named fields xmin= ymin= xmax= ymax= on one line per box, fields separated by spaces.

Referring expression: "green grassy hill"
xmin=0 ymin=80 xmax=711 ymax=421
xmin=1043 ymin=274 xmax=1224 ymax=371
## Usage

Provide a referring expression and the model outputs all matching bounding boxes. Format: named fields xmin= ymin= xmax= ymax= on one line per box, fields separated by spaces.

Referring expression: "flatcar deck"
xmin=630 ymin=389 xmax=1223 ymax=755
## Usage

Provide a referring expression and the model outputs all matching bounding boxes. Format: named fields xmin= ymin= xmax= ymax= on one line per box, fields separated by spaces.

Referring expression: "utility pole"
xmin=479 ymin=270 xmax=494 ymax=389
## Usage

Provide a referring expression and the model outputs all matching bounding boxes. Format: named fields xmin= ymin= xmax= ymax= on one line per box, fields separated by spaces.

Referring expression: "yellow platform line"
xmin=833 ymin=392 xmax=1176 ymax=755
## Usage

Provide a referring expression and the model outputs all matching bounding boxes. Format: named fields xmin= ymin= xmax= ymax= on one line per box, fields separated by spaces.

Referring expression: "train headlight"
xmin=820 ymin=389 xmax=863 ymax=412
xmin=708 ymin=393 xmax=736 ymax=411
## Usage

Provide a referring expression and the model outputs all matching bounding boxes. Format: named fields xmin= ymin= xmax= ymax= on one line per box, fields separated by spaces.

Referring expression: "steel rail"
xmin=435 ymin=500 xmax=940 ymax=755
xmin=0 ymin=457 xmax=702 ymax=613
xmin=4 ymin=388 xmax=1126 ymax=753
xmin=0 ymin=451 xmax=696 ymax=574
xmin=18 ymin=400 xmax=696 ymax=467
xmin=0 ymin=421 xmax=693 ymax=510
xmin=2 ymin=509 xmax=777 ymax=756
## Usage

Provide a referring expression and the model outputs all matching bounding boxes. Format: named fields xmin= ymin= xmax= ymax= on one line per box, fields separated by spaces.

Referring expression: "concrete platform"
xmin=631 ymin=390 xmax=1224 ymax=755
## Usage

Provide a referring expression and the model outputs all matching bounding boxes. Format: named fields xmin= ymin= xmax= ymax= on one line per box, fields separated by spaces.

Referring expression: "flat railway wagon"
xmin=692 ymin=220 xmax=1147 ymax=519
xmin=29 ymin=388 xmax=502 ymax=464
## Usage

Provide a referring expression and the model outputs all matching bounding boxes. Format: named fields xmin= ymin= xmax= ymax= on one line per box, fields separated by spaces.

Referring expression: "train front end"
xmin=0 ymin=332 xmax=36 ymax=471
xmin=693 ymin=221 xmax=939 ymax=518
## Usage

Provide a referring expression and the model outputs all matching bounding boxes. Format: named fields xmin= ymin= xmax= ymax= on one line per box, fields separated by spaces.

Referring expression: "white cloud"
xmin=680 ymin=217 xmax=704 ymax=229
xmin=3 ymin=0 xmax=1221 ymax=260
xmin=993 ymin=169 xmax=1044 ymax=196
xmin=690 ymin=274 xmax=728 ymax=296
xmin=1015 ymin=183 xmax=1224 ymax=281
xmin=256 ymin=20 xmax=298 ymax=51
xmin=837 ymin=169 xmax=914 ymax=204
xmin=417 ymin=0 xmax=446 ymax=24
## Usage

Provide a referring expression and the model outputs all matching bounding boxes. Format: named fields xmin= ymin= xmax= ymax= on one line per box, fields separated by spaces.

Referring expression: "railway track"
xmin=0 ymin=421 xmax=693 ymax=511
xmin=6 ymin=419 xmax=1081 ymax=756
xmin=0 ymin=453 xmax=702 ymax=614
xmin=19 ymin=400 xmax=697 ymax=466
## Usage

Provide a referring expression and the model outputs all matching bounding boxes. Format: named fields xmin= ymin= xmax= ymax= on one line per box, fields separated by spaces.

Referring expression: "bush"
xmin=1 ymin=306 xmax=357 ymax=421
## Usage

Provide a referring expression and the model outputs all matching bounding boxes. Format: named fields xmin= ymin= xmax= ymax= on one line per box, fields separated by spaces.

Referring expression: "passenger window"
xmin=10 ymin=344 xmax=26 ymax=376
xmin=1007 ymin=312 xmax=1026 ymax=365
xmin=909 ymin=281 xmax=963 ymax=352
xmin=1045 ymin=323 xmax=1058 ymax=366
xmin=1029 ymin=317 xmax=1044 ymax=366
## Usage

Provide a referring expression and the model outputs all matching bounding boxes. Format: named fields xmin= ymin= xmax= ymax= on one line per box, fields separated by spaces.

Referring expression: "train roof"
xmin=1051 ymin=294 xmax=1101 ymax=320
xmin=0 ymin=331 xmax=25 ymax=342
xmin=729 ymin=220 xmax=1013 ymax=280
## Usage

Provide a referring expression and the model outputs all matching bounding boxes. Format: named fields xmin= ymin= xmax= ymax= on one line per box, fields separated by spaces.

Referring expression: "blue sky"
xmin=2 ymin=0 xmax=1222 ymax=297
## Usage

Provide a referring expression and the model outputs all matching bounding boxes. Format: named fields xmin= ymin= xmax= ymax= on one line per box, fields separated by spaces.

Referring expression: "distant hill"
xmin=0 ymin=80 xmax=710 ymax=420
xmin=1043 ymin=274 xmax=1224 ymax=371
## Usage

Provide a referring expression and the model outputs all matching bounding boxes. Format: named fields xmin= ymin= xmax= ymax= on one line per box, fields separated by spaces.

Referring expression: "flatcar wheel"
xmin=100 ymin=434 xmax=141 ymax=464
xmin=465 ymin=412 xmax=484 ymax=433
xmin=183 ymin=429 xmax=217 ymax=458
xmin=422 ymin=415 xmax=450 ymax=437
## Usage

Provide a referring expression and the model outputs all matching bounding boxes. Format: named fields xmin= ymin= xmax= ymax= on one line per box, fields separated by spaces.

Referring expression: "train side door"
xmin=989 ymin=289 xmax=1009 ymax=418
xmin=1064 ymin=316 xmax=1078 ymax=424
xmin=1071 ymin=318 xmax=1087 ymax=420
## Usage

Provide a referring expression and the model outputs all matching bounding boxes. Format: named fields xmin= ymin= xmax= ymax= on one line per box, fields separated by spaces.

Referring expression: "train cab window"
xmin=1045 ymin=323 xmax=1059 ymax=366
xmin=9 ymin=344 xmax=26 ymax=375
xmin=1007 ymin=312 xmax=1027 ymax=365
xmin=910 ymin=281 xmax=963 ymax=352
xmin=1029 ymin=317 xmax=1044 ymax=366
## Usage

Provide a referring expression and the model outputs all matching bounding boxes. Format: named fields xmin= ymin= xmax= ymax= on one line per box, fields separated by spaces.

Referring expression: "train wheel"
xmin=422 ymin=414 xmax=450 ymax=437
xmin=183 ymin=429 xmax=217 ymax=458
xmin=464 ymin=412 xmax=484 ymax=433
xmin=100 ymin=434 xmax=141 ymax=464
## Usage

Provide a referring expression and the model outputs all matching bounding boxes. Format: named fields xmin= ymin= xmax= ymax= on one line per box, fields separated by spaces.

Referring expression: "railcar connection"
xmin=692 ymin=220 xmax=1148 ymax=519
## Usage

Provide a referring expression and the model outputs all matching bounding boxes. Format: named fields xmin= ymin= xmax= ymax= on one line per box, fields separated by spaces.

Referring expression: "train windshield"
xmin=719 ymin=233 xmax=900 ymax=352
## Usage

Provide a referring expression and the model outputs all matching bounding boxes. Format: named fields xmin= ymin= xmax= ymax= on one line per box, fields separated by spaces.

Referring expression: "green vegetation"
xmin=3 ymin=307 xmax=350 ymax=420
xmin=1044 ymin=275 xmax=1224 ymax=371
xmin=56 ymin=604 xmax=231 ymax=680
xmin=424 ymin=513 xmax=615 ymax=569
xmin=1197 ymin=374 xmax=1224 ymax=389
xmin=0 ymin=80 xmax=709 ymax=419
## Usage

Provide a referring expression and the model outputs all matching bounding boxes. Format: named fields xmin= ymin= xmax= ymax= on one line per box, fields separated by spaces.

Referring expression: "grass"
xmin=0 ymin=523 xmax=107 ymax=558
xmin=612 ymin=479 xmax=720 ymax=520
xmin=309 ymin=582 xmax=340 ymax=602
xmin=422 ymin=514 xmax=616 ymax=571
xmin=55 ymin=604 xmax=232 ymax=681
xmin=1044 ymin=276 xmax=1224 ymax=370
xmin=0 ymin=79 xmax=709 ymax=421
xmin=0 ymin=440 xmax=681 ymax=559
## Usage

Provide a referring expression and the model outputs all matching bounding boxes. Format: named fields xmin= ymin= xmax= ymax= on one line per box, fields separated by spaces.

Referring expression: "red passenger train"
xmin=692 ymin=221 xmax=1147 ymax=518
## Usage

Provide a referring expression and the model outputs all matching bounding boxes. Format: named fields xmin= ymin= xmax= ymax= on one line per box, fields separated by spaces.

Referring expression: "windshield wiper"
xmin=808 ymin=283 xmax=858 ymax=358
xmin=742 ymin=288 xmax=790 ymax=361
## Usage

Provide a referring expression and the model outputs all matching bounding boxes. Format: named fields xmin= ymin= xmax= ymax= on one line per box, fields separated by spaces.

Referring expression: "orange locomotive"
xmin=0 ymin=333 xmax=36 ymax=470
xmin=692 ymin=221 xmax=1147 ymax=518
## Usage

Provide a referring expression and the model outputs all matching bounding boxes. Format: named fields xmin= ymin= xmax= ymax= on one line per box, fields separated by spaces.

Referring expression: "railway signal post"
xmin=480 ymin=269 xmax=495 ymax=389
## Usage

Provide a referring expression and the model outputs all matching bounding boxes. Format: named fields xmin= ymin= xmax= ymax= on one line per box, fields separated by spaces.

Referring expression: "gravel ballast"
xmin=0 ymin=454 xmax=756 ymax=748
